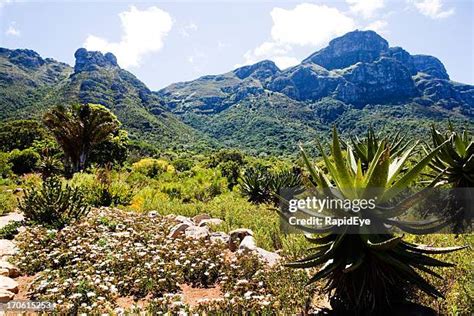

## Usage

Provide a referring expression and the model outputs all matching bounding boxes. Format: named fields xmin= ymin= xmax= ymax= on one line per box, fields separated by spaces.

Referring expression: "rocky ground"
xmin=0 ymin=208 xmax=324 ymax=314
xmin=0 ymin=212 xmax=24 ymax=303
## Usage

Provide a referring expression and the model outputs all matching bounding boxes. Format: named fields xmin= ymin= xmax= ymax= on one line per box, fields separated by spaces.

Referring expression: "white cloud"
xmin=240 ymin=3 xmax=356 ymax=69
xmin=363 ymin=20 xmax=388 ymax=33
xmin=84 ymin=6 xmax=173 ymax=68
xmin=409 ymin=0 xmax=454 ymax=19
xmin=346 ymin=0 xmax=385 ymax=19
xmin=5 ymin=22 xmax=20 ymax=36
xmin=270 ymin=4 xmax=356 ymax=47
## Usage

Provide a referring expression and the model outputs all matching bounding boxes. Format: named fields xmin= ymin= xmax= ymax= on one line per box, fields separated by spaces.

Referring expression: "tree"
xmin=43 ymin=104 xmax=120 ymax=173
xmin=0 ymin=120 xmax=49 ymax=152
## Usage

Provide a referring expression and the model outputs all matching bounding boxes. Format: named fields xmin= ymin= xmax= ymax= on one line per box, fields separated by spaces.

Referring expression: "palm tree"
xmin=43 ymin=104 xmax=120 ymax=173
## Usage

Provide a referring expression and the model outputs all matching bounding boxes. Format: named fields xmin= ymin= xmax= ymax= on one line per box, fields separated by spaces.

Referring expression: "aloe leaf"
xmin=331 ymin=127 xmax=355 ymax=194
xmin=343 ymin=253 xmax=365 ymax=273
xmin=383 ymin=140 xmax=448 ymax=201
xmin=373 ymin=252 xmax=443 ymax=298
xmin=306 ymin=259 xmax=341 ymax=285
xmin=367 ymin=235 xmax=403 ymax=250
xmin=401 ymin=243 xmax=468 ymax=254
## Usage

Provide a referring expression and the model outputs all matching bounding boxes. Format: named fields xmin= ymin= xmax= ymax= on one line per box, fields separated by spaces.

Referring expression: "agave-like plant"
xmin=281 ymin=127 xmax=466 ymax=314
xmin=349 ymin=127 xmax=410 ymax=172
xmin=429 ymin=124 xmax=474 ymax=187
xmin=427 ymin=124 xmax=474 ymax=233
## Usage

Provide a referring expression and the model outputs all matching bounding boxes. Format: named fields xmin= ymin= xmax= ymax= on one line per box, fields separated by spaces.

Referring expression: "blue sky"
xmin=1 ymin=0 xmax=472 ymax=90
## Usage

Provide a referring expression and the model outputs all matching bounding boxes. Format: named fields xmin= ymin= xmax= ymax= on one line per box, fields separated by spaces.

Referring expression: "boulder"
xmin=0 ymin=240 xmax=18 ymax=257
xmin=255 ymin=247 xmax=281 ymax=267
xmin=0 ymin=276 xmax=18 ymax=294
xmin=192 ymin=214 xmax=211 ymax=225
xmin=168 ymin=223 xmax=190 ymax=239
xmin=228 ymin=228 xmax=254 ymax=251
xmin=0 ymin=261 xmax=20 ymax=278
xmin=174 ymin=215 xmax=194 ymax=226
xmin=239 ymin=236 xmax=257 ymax=250
xmin=184 ymin=226 xmax=210 ymax=239
xmin=198 ymin=218 xmax=224 ymax=227
xmin=209 ymin=232 xmax=230 ymax=244
xmin=0 ymin=289 xmax=14 ymax=303
xmin=0 ymin=269 xmax=9 ymax=277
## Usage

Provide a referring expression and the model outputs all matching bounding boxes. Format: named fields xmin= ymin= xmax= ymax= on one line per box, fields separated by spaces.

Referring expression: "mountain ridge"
xmin=1 ymin=30 xmax=473 ymax=155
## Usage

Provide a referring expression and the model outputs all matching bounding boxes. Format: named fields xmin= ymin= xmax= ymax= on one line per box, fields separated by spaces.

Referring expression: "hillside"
xmin=0 ymin=48 xmax=206 ymax=149
xmin=1 ymin=30 xmax=473 ymax=155
xmin=159 ymin=30 xmax=473 ymax=155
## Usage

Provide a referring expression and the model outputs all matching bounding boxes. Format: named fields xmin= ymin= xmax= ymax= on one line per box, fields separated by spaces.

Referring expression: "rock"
xmin=228 ymin=229 xmax=254 ymax=251
xmin=0 ymin=276 xmax=18 ymax=294
xmin=198 ymin=218 xmax=224 ymax=227
xmin=412 ymin=55 xmax=449 ymax=80
xmin=0 ymin=289 xmax=14 ymax=303
xmin=174 ymin=215 xmax=194 ymax=226
xmin=168 ymin=223 xmax=190 ymax=239
xmin=303 ymin=30 xmax=389 ymax=70
xmin=74 ymin=48 xmax=119 ymax=72
xmin=192 ymin=214 xmax=211 ymax=225
xmin=239 ymin=236 xmax=257 ymax=250
xmin=0 ymin=240 xmax=18 ymax=257
xmin=0 ymin=269 xmax=9 ymax=276
xmin=184 ymin=226 xmax=209 ymax=239
xmin=8 ymin=49 xmax=45 ymax=69
xmin=255 ymin=248 xmax=281 ymax=267
xmin=209 ymin=232 xmax=230 ymax=244
xmin=0 ymin=261 xmax=20 ymax=278
xmin=234 ymin=60 xmax=280 ymax=81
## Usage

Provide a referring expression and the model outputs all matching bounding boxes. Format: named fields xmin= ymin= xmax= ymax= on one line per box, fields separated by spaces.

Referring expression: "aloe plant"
xmin=349 ymin=127 xmax=410 ymax=172
xmin=429 ymin=124 xmax=474 ymax=187
xmin=282 ymin=127 xmax=466 ymax=314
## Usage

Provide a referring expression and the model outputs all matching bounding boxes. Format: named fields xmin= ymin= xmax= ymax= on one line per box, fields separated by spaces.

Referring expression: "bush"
xmin=70 ymin=171 xmax=133 ymax=207
xmin=172 ymin=158 xmax=194 ymax=172
xmin=9 ymin=148 xmax=40 ymax=174
xmin=0 ymin=190 xmax=17 ymax=215
xmin=0 ymin=221 xmax=22 ymax=239
xmin=132 ymin=158 xmax=174 ymax=178
xmin=0 ymin=152 xmax=12 ymax=178
xmin=18 ymin=177 xmax=90 ymax=229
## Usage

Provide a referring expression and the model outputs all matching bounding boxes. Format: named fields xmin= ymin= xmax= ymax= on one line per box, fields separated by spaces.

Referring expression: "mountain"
xmin=0 ymin=47 xmax=205 ymax=149
xmin=158 ymin=30 xmax=473 ymax=155
xmin=1 ymin=30 xmax=473 ymax=155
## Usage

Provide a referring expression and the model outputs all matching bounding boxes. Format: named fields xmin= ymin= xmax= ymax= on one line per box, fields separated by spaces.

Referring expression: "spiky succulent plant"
xmin=349 ymin=127 xmax=410 ymax=172
xmin=429 ymin=124 xmax=474 ymax=188
xmin=281 ymin=127 xmax=466 ymax=314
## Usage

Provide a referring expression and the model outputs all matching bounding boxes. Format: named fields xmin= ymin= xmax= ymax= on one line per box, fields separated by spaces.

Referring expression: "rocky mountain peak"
xmin=74 ymin=48 xmax=118 ymax=73
xmin=0 ymin=48 xmax=46 ymax=69
xmin=233 ymin=60 xmax=280 ymax=80
xmin=303 ymin=30 xmax=389 ymax=70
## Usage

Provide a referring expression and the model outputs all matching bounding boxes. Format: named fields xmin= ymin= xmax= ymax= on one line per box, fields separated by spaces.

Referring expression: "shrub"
xmin=8 ymin=148 xmax=40 ymax=174
xmin=132 ymin=158 xmax=174 ymax=177
xmin=18 ymin=176 xmax=90 ymax=229
xmin=219 ymin=160 xmax=241 ymax=189
xmin=0 ymin=221 xmax=22 ymax=239
xmin=0 ymin=190 xmax=17 ymax=215
xmin=0 ymin=152 xmax=13 ymax=178
xmin=70 ymin=170 xmax=133 ymax=207
xmin=172 ymin=158 xmax=194 ymax=172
